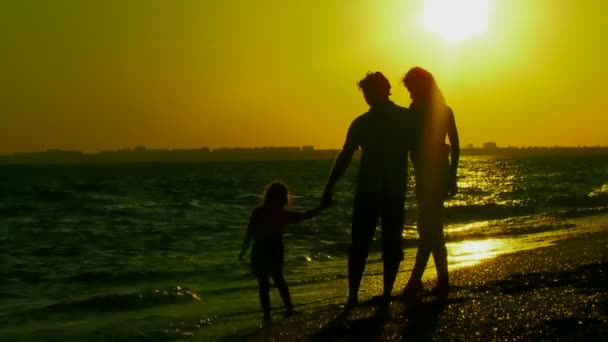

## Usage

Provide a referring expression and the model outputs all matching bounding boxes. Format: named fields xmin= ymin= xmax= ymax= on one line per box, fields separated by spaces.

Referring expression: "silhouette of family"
xmin=239 ymin=67 xmax=460 ymax=321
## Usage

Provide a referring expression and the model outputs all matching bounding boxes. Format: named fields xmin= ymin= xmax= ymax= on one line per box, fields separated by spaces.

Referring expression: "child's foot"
xmin=260 ymin=315 xmax=273 ymax=327
xmin=283 ymin=308 xmax=298 ymax=318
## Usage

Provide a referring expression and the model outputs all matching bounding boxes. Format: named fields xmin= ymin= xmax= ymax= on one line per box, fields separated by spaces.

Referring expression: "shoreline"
xmin=219 ymin=227 xmax=608 ymax=341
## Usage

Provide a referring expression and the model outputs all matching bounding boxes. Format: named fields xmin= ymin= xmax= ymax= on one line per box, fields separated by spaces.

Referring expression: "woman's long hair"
xmin=402 ymin=67 xmax=450 ymax=171
xmin=402 ymin=66 xmax=446 ymax=111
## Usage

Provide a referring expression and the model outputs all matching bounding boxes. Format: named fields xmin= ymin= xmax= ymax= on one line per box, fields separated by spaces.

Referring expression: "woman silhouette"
xmin=402 ymin=67 xmax=460 ymax=302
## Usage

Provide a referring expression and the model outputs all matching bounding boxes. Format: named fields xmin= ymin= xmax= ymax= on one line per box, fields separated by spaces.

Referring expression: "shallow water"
xmin=1 ymin=156 xmax=607 ymax=340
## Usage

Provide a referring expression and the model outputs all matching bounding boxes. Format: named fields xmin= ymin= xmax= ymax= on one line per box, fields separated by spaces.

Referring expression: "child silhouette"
xmin=239 ymin=181 xmax=327 ymax=321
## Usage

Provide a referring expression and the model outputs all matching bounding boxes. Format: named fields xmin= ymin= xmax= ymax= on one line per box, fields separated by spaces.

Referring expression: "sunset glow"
xmin=0 ymin=0 xmax=606 ymax=154
xmin=421 ymin=0 xmax=491 ymax=44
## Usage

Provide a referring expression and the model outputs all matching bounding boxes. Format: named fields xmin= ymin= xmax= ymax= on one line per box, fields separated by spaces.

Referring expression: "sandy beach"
xmin=221 ymin=220 xmax=608 ymax=341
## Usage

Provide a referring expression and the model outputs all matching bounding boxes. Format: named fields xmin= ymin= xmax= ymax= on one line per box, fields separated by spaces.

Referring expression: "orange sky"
xmin=1 ymin=0 xmax=607 ymax=154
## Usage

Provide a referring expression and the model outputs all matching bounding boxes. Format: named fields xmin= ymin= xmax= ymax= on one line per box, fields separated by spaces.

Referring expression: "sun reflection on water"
xmin=444 ymin=157 xmax=527 ymax=209
xmin=447 ymin=239 xmax=509 ymax=268
xmin=445 ymin=220 xmax=489 ymax=234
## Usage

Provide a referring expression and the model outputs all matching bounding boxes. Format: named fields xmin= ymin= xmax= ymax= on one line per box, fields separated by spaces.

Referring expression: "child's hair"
xmin=263 ymin=181 xmax=289 ymax=208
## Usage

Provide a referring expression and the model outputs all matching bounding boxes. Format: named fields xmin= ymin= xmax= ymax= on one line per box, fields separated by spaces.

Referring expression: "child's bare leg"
xmin=257 ymin=274 xmax=271 ymax=319
xmin=271 ymin=272 xmax=293 ymax=313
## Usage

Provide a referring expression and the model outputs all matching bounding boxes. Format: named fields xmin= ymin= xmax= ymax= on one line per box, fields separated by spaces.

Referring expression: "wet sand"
xmin=222 ymin=228 xmax=608 ymax=341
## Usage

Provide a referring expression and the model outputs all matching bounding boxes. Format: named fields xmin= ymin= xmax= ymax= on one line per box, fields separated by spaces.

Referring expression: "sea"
xmin=1 ymin=155 xmax=608 ymax=341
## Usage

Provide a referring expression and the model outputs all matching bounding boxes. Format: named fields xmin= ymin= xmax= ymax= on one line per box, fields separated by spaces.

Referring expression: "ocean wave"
xmin=445 ymin=220 xmax=577 ymax=242
xmin=442 ymin=203 xmax=536 ymax=223
xmin=100 ymin=203 xmax=150 ymax=217
xmin=3 ymin=270 xmax=45 ymax=283
xmin=588 ymin=184 xmax=608 ymax=197
xmin=67 ymin=269 xmax=209 ymax=284
xmin=555 ymin=206 xmax=608 ymax=219
xmin=171 ymin=200 xmax=207 ymax=209
xmin=36 ymin=188 xmax=75 ymax=201
xmin=301 ymin=239 xmax=420 ymax=261
xmin=0 ymin=292 xmax=26 ymax=299
xmin=80 ymin=193 xmax=122 ymax=204
xmin=42 ymin=285 xmax=200 ymax=313
xmin=0 ymin=203 xmax=37 ymax=216
xmin=545 ymin=194 xmax=608 ymax=207
xmin=442 ymin=206 xmax=608 ymax=242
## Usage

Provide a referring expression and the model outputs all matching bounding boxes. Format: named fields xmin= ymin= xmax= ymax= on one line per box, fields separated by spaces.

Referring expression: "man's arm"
xmin=322 ymin=120 xmax=359 ymax=205
xmin=322 ymin=149 xmax=355 ymax=203
xmin=286 ymin=203 xmax=328 ymax=224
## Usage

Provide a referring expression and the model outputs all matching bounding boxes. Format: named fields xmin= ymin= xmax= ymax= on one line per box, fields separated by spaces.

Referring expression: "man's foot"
xmin=368 ymin=293 xmax=391 ymax=306
xmin=342 ymin=295 xmax=358 ymax=313
xmin=431 ymin=283 xmax=449 ymax=303
xmin=376 ymin=301 xmax=391 ymax=320
xmin=402 ymin=280 xmax=423 ymax=297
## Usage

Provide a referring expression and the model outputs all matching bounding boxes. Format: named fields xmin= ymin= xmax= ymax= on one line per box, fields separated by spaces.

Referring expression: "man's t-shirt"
xmin=343 ymin=101 xmax=415 ymax=197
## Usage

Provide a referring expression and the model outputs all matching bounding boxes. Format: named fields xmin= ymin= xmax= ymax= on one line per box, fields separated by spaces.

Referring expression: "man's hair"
xmin=357 ymin=72 xmax=391 ymax=95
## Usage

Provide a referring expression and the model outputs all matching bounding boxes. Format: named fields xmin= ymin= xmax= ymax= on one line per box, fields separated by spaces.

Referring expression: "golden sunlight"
xmin=421 ymin=0 xmax=491 ymax=44
xmin=447 ymin=239 xmax=505 ymax=268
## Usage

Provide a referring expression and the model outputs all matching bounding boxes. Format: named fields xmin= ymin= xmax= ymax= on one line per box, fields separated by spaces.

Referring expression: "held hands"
xmin=303 ymin=189 xmax=333 ymax=219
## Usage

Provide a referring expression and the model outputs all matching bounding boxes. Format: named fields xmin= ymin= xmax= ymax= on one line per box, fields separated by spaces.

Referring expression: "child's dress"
xmin=248 ymin=206 xmax=306 ymax=275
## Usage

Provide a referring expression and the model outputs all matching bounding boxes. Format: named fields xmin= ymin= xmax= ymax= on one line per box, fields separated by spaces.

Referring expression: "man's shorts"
xmin=351 ymin=194 xmax=405 ymax=262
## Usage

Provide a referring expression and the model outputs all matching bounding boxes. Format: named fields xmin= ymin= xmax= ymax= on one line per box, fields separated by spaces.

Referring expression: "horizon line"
xmin=2 ymin=144 xmax=608 ymax=157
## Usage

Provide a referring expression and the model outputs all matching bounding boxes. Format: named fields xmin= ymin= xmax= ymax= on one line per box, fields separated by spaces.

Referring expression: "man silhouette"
xmin=322 ymin=72 xmax=415 ymax=311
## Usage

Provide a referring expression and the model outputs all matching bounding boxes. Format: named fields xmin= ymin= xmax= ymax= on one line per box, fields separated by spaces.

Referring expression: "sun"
xmin=421 ymin=0 xmax=491 ymax=44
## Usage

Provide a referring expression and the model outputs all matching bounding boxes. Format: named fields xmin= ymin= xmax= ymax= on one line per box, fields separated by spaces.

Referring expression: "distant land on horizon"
xmin=2 ymin=144 xmax=608 ymax=165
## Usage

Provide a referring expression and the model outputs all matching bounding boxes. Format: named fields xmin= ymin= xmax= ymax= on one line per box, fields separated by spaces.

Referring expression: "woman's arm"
xmin=447 ymin=109 xmax=460 ymax=195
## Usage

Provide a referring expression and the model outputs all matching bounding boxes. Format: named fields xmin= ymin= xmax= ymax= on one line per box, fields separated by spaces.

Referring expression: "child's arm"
xmin=287 ymin=203 xmax=327 ymax=224
xmin=239 ymin=212 xmax=256 ymax=261
xmin=238 ymin=230 xmax=251 ymax=262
